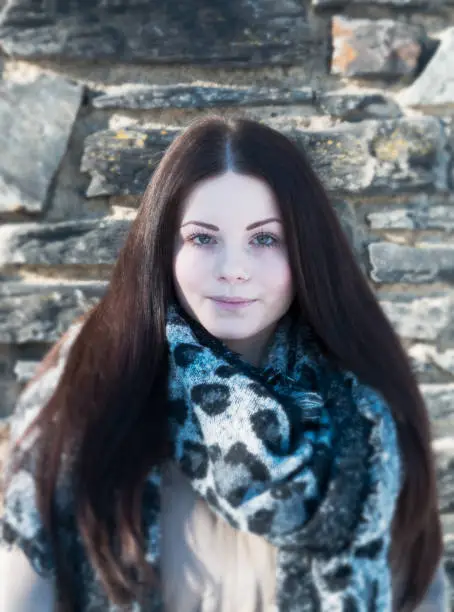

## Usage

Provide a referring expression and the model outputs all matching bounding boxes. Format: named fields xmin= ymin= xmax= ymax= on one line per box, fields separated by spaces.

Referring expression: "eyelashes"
xmin=253 ymin=232 xmax=280 ymax=248
xmin=186 ymin=232 xmax=214 ymax=247
xmin=184 ymin=231 xmax=282 ymax=249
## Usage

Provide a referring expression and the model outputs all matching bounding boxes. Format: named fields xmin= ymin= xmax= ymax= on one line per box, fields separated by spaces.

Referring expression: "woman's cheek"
xmin=259 ymin=250 xmax=292 ymax=285
xmin=175 ymin=246 xmax=212 ymax=288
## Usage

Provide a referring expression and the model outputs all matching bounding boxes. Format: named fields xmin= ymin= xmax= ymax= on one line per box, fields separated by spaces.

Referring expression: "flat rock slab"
xmin=93 ymin=84 xmax=400 ymax=121
xmin=14 ymin=360 xmax=38 ymax=385
xmin=0 ymin=284 xmax=106 ymax=344
xmin=81 ymin=117 xmax=443 ymax=198
xmin=331 ymin=16 xmax=423 ymax=79
xmin=0 ymin=69 xmax=82 ymax=215
xmin=93 ymin=83 xmax=315 ymax=110
xmin=379 ymin=293 xmax=453 ymax=341
xmin=367 ymin=203 xmax=454 ymax=231
xmin=440 ymin=514 xmax=454 ymax=598
xmin=409 ymin=344 xmax=454 ymax=383
xmin=421 ymin=384 xmax=454 ymax=440
xmin=318 ymin=91 xmax=402 ymax=121
xmin=434 ymin=441 xmax=454 ymax=514
xmin=0 ymin=290 xmax=100 ymax=345
xmin=0 ymin=0 xmax=322 ymax=66
xmin=399 ymin=28 xmax=454 ymax=108
xmin=369 ymin=241 xmax=454 ymax=284
xmin=0 ymin=218 xmax=131 ymax=267
xmin=315 ymin=0 xmax=430 ymax=6
xmin=0 ymin=422 xmax=9 ymax=511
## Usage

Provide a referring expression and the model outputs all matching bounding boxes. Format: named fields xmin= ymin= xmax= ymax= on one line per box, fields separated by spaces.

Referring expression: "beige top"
xmin=160 ymin=463 xmax=449 ymax=612
xmin=160 ymin=462 xmax=277 ymax=612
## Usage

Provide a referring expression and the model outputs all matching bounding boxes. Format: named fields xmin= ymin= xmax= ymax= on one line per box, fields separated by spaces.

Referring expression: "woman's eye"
xmin=252 ymin=233 xmax=279 ymax=247
xmin=188 ymin=233 xmax=215 ymax=246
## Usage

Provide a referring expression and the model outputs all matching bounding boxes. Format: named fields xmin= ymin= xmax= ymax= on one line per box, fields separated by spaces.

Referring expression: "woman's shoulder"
xmin=9 ymin=318 xmax=85 ymax=446
xmin=1 ymin=318 xmax=86 ymax=580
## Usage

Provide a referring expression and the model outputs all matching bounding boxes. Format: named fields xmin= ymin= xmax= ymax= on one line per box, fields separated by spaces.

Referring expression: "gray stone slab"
xmin=379 ymin=294 xmax=452 ymax=341
xmin=0 ymin=69 xmax=83 ymax=215
xmin=81 ymin=117 xmax=443 ymax=198
xmin=0 ymin=218 xmax=131 ymax=267
xmin=331 ymin=16 xmax=423 ymax=79
xmin=399 ymin=28 xmax=454 ymax=108
xmin=93 ymin=83 xmax=315 ymax=110
xmin=434 ymin=442 xmax=454 ymax=514
xmin=81 ymin=127 xmax=178 ymax=197
xmin=369 ymin=242 xmax=454 ymax=284
xmin=0 ymin=0 xmax=323 ymax=66
xmin=318 ymin=91 xmax=402 ymax=121
xmin=0 ymin=280 xmax=108 ymax=298
xmin=440 ymin=514 xmax=454 ymax=599
xmin=14 ymin=360 xmax=39 ymax=384
xmin=421 ymin=384 xmax=454 ymax=440
xmin=0 ymin=285 xmax=105 ymax=344
xmin=367 ymin=204 xmax=454 ymax=231
xmin=409 ymin=344 xmax=454 ymax=383
xmin=314 ymin=0 xmax=428 ymax=6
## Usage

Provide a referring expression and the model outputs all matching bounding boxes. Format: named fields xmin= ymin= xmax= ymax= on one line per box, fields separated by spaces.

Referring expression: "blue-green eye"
xmin=252 ymin=233 xmax=279 ymax=247
xmin=189 ymin=233 xmax=215 ymax=246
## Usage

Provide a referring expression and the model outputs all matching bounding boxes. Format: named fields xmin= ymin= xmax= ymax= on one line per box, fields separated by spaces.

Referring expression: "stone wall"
xmin=1 ymin=0 xmax=454 ymax=603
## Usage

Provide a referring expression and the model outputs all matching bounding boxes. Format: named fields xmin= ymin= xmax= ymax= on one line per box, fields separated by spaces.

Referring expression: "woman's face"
xmin=173 ymin=171 xmax=294 ymax=362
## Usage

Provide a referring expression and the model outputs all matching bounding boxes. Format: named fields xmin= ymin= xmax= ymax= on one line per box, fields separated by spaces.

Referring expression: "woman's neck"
xmin=223 ymin=323 xmax=276 ymax=368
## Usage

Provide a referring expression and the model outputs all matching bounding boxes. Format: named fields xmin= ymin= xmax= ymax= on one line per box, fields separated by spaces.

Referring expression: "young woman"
xmin=1 ymin=116 xmax=449 ymax=611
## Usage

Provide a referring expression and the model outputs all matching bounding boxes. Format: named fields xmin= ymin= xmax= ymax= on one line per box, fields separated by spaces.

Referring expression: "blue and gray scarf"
xmin=3 ymin=305 xmax=402 ymax=611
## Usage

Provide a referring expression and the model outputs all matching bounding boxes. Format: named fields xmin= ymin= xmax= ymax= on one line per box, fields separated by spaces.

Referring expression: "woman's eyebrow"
xmin=246 ymin=218 xmax=282 ymax=230
xmin=181 ymin=218 xmax=282 ymax=231
xmin=181 ymin=221 xmax=219 ymax=230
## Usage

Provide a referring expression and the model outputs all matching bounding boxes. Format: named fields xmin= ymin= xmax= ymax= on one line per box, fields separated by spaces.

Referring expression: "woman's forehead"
xmin=180 ymin=172 xmax=281 ymax=224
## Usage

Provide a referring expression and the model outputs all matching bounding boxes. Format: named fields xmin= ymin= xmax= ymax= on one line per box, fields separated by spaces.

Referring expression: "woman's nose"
xmin=217 ymin=249 xmax=250 ymax=283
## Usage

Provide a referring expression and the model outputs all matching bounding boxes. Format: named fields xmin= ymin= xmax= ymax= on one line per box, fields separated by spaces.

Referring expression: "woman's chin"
xmin=202 ymin=318 xmax=262 ymax=343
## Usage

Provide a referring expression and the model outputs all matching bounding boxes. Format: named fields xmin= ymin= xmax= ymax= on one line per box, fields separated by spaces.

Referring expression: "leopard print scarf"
xmin=3 ymin=305 xmax=402 ymax=611
xmin=160 ymin=305 xmax=402 ymax=611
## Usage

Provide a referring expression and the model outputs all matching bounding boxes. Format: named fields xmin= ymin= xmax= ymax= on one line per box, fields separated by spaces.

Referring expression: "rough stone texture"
xmin=81 ymin=117 xmax=443 ymax=197
xmin=331 ymin=16 xmax=423 ymax=79
xmin=409 ymin=344 xmax=454 ymax=383
xmin=42 ymin=108 xmax=112 ymax=223
xmin=81 ymin=126 xmax=177 ymax=197
xmin=318 ymin=91 xmax=402 ymax=121
xmin=0 ymin=285 xmax=105 ymax=344
xmin=0 ymin=421 xmax=9 ymax=510
xmin=440 ymin=513 xmax=454 ymax=606
xmin=399 ymin=28 xmax=454 ymax=108
xmin=14 ymin=360 xmax=38 ymax=385
xmin=369 ymin=241 xmax=454 ymax=284
xmin=421 ymin=383 xmax=454 ymax=440
xmin=93 ymin=83 xmax=315 ymax=110
xmin=0 ymin=0 xmax=324 ymax=66
xmin=314 ymin=0 xmax=429 ymax=6
xmin=379 ymin=294 xmax=453 ymax=342
xmin=0 ymin=68 xmax=83 ymax=216
xmin=434 ymin=441 xmax=454 ymax=514
xmin=0 ymin=344 xmax=21 ymax=418
xmin=0 ymin=280 xmax=108 ymax=298
xmin=367 ymin=202 xmax=454 ymax=231
xmin=0 ymin=219 xmax=131 ymax=267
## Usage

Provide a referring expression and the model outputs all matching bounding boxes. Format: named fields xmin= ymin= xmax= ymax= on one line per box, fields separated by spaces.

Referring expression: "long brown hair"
xmin=11 ymin=116 xmax=443 ymax=610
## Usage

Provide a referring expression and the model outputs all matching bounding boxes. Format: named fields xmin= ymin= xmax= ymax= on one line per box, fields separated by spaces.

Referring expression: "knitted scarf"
xmin=3 ymin=305 xmax=402 ymax=611
xmin=156 ymin=305 xmax=402 ymax=611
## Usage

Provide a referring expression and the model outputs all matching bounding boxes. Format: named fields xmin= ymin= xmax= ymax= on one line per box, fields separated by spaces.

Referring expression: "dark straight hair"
xmin=11 ymin=116 xmax=443 ymax=610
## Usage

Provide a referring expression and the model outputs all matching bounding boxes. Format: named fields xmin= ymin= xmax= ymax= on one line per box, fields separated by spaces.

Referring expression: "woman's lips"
xmin=209 ymin=297 xmax=256 ymax=309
